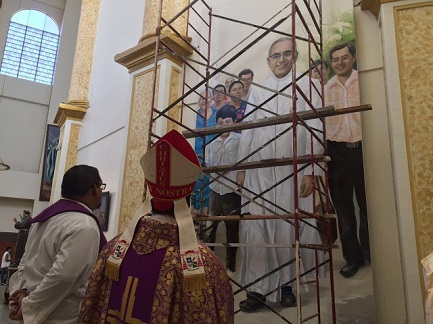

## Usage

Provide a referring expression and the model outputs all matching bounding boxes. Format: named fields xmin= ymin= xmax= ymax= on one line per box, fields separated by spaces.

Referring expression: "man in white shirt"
xmin=236 ymin=37 xmax=324 ymax=312
xmin=205 ymin=105 xmax=241 ymax=274
xmin=1 ymin=246 xmax=12 ymax=285
xmin=8 ymin=165 xmax=107 ymax=324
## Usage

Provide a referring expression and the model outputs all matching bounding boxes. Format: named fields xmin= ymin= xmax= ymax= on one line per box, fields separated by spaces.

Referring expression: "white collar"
xmin=270 ymin=70 xmax=293 ymax=83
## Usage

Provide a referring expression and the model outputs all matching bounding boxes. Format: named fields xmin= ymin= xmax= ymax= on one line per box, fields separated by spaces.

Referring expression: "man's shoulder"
xmin=208 ymin=137 xmax=222 ymax=149
xmin=325 ymin=75 xmax=340 ymax=89
xmin=249 ymin=77 xmax=274 ymax=99
xmin=261 ymin=75 xmax=277 ymax=87
xmin=47 ymin=211 xmax=99 ymax=230
xmin=229 ymin=132 xmax=241 ymax=141
xmin=348 ymin=69 xmax=359 ymax=84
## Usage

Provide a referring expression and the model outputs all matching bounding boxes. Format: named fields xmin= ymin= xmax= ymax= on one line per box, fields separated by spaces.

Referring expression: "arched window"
xmin=0 ymin=10 xmax=60 ymax=85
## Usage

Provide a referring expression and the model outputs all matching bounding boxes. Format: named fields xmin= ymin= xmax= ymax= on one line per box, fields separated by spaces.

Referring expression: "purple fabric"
xmin=107 ymin=247 xmax=166 ymax=323
xmin=29 ymin=199 xmax=107 ymax=252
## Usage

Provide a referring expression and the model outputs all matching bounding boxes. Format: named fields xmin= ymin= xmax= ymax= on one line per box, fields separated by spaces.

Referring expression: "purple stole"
xmin=29 ymin=199 xmax=107 ymax=252
xmin=106 ymin=248 xmax=166 ymax=323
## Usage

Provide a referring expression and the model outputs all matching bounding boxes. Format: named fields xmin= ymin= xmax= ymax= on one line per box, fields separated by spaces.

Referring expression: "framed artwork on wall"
xmin=39 ymin=124 xmax=60 ymax=201
xmin=94 ymin=191 xmax=110 ymax=231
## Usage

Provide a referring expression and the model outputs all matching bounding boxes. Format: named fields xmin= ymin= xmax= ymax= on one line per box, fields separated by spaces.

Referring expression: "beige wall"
xmin=77 ymin=0 xmax=144 ymax=238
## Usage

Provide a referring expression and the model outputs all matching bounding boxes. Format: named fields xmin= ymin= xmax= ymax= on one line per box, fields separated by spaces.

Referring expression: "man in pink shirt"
xmin=325 ymin=43 xmax=370 ymax=278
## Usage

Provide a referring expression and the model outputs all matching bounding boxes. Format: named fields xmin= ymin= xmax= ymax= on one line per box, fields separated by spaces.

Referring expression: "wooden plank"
xmin=182 ymin=104 xmax=372 ymax=138
xmin=202 ymin=154 xmax=330 ymax=173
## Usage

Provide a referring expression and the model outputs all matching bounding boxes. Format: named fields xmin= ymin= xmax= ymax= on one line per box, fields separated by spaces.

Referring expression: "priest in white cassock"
xmin=8 ymin=165 xmax=107 ymax=323
xmin=236 ymin=37 xmax=325 ymax=312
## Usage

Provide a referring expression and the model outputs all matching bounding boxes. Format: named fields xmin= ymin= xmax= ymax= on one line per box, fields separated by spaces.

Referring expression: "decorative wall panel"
xmin=395 ymin=2 xmax=433 ymax=260
xmin=167 ymin=66 xmax=182 ymax=132
xmin=65 ymin=123 xmax=81 ymax=172
xmin=118 ymin=68 xmax=160 ymax=232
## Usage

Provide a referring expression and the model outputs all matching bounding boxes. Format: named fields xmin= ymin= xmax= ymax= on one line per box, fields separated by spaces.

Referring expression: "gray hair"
xmin=268 ymin=37 xmax=297 ymax=57
xmin=197 ymin=89 xmax=212 ymax=105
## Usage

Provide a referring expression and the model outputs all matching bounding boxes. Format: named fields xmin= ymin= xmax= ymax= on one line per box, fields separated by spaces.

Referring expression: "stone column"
xmin=50 ymin=0 xmax=101 ymax=202
xmin=114 ymin=0 xmax=192 ymax=232
xmin=380 ymin=2 xmax=433 ymax=323
xmin=67 ymin=0 xmax=101 ymax=106
xmin=141 ymin=0 xmax=189 ymax=41
xmin=359 ymin=0 xmax=432 ymax=322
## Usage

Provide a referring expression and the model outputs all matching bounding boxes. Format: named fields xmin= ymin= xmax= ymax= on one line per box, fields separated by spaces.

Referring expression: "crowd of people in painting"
xmin=1 ymin=38 xmax=369 ymax=323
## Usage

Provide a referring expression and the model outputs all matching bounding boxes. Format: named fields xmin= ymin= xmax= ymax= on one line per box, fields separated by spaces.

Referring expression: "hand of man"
xmin=9 ymin=289 xmax=27 ymax=320
xmin=236 ymin=171 xmax=246 ymax=191
xmin=12 ymin=217 xmax=17 ymax=222
xmin=300 ymin=175 xmax=314 ymax=198
xmin=9 ymin=303 xmax=23 ymax=320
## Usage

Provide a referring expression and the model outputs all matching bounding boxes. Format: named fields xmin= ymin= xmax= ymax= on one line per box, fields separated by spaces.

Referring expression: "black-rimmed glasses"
xmin=91 ymin=183 xmax=106 ymax=190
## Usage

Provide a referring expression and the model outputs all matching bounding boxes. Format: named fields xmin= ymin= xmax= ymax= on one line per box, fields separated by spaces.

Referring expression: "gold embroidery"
xmin=107 ymin=276 xmax=146 ymax=324
xmin=133 ymin=218 xmax=178 ymax=255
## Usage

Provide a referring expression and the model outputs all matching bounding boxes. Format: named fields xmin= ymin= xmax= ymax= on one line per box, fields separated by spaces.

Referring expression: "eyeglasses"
xmin=268 ymin=50 xmax=293 ymax=60
xmin=89 ymin=183 xmax=106 ymax=190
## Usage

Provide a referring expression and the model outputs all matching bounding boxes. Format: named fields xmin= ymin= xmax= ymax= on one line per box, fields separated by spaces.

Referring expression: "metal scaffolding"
xmin=147 ymin=1 xmax=371 ymax=323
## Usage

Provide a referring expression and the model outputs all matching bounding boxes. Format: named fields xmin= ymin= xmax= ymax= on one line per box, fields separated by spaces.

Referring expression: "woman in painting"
xmin=192 ymin=89 xmax=218 ymax=215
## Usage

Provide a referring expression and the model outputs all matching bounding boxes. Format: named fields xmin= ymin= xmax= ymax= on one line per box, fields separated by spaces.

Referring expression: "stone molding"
xmin=54 ymin=102 xmax=89 ymax=128
xmin=115 ymin=32 xmax=193 ymax=73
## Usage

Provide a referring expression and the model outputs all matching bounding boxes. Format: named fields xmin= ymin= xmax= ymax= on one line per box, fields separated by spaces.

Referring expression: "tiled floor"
xmin=0 ymin=240 xmax=375 ymax=324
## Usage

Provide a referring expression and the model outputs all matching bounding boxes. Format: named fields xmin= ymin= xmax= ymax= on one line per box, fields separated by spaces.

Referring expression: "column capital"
xmin=115 ymin=32 xmax=193 ymax=73
xmin=54 ymin=102 xmax=89 ymax=127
